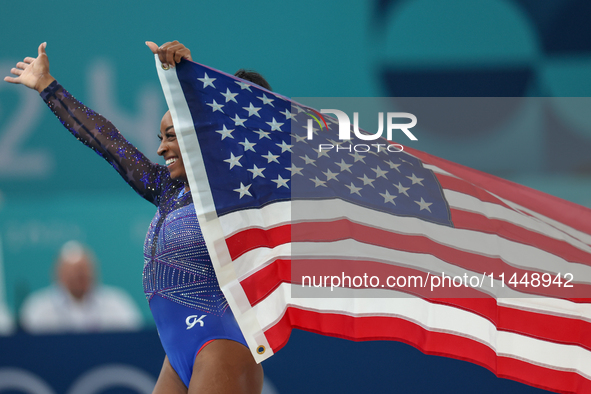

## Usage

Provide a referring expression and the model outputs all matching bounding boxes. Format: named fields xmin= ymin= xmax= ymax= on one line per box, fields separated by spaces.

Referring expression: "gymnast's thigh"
xmin=189 ymin=339 xmax=264 ymax=394
xmin=152 ymin=356 xmax=187 ymax=394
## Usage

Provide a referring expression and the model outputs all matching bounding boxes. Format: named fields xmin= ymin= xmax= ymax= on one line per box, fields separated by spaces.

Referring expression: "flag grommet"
xmin=256 ymin=345 xmax=266 ymax=354
xmin=161 ymin=64 xmax=170 ymax=70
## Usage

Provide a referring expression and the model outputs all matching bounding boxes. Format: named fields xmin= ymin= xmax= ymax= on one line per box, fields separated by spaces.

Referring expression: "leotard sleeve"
xmin=40 ymin=80 xmax=166 ymax=206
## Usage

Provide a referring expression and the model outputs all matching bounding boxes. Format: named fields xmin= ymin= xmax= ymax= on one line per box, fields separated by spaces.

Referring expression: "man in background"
xmin=20 ymin=240 xmax=143 ymax=334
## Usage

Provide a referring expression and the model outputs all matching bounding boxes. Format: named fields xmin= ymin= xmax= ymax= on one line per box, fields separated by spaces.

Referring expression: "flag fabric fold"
xmin=155 ymin=56 xmax=591 ymax=394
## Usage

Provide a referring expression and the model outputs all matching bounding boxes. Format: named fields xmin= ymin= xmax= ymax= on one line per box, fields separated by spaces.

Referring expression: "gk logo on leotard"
xmin=186 ymin=315 xmax=206 ymax=329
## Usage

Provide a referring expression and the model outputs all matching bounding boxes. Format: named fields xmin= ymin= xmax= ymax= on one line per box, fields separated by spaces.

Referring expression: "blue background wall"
xmin=1 ymin=1 xmax=590 ymax=392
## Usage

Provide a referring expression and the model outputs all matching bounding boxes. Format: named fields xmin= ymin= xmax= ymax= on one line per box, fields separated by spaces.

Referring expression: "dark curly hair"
xmin=234 ymin=69 xmax=272 ymax=91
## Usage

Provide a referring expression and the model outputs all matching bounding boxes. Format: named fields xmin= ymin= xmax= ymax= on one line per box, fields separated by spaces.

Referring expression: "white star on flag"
xmin=282 ymin=109 xmax=295 ymax=120
xmin=247 ymin=165 xmax=265 ymax=179
xmin=336 ymin=159 xmax=353 ymax=173
xmin=252 ymin=129 xmax=271 ymax=140
xmin=216 ymin=125 xmax=235 ymax=140
xmin=349 ymin=151 xmax=366 ymax=163
xmin=233 ymin=182 xmax=252 ymax=198
xmin=271 ymin=175 xmax=290 ymax=189
xmin=407 ymin=173 xmax=425 ymax=185
xmin=243 ymin=103 xmax=262 ymax=117
xmin=357 ymin=174 xmax=376 ymax=188
xmin=415 ymin=197 xmax=433 ymax=212
xmin=231 ymin=114 xmax=247 ymax=127
xmin=276 ymin=141 xmax=293 ymax=153
xmin=287 ymin=164 xmax=303 ymax=176
xmin=323 ymin=169 xmax=339 ymax=181
xmin=379 ymin=190 xmax=397 ymax=205
xmin=221 ymin=88 xmax=238 ymax=103
xmin=345 ymin=182 xmax=363 ymax=196
xmin=235 ymin=80 xmax=252 ymax=91
xmin=394 ymin=182 xmax=410 ymax=197
xmin=239 ymin=138 xmax=257 ymax=152
xmin=372 ymin=166 xmax=389 ymax=179
xmin=310 ymin=177 xmax=327 ymax=187
xmin=262 ymin=151 xmax=280 ymax=164
xmin=197 ymin=72 xmax=216 ymax=88
xmin=266 ymin=118 xmax=284 ymax=131
xmin=224 ymin=153 xmax=243 ymax=169
xmin=207 ymin=99 xmax=224 ymax=113
xmin=258 ymin=93 xmax=274 ymax=106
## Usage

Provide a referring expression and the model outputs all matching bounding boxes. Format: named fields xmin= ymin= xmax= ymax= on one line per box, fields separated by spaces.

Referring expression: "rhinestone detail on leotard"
xmin=41 ymin=81 xmax=228 ymax=316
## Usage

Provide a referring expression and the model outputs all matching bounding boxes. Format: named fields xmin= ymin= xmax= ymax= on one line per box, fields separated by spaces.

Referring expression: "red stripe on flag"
xmin=451 ymin=208 xmax=591 ymax=266
xmin=228 ymin=221 xmax=591 ymax=300
xmin=497 ymin=356 xmax=591 ymax=394
xmin=264 ymin=307 xmax=591 ymax=394
xmin=241 ymin=258 xmax=291 ymax=306
xmin=226 ymin=224 xmax=290 ymax=259
xmin=244 ymin=259 xmax=591 ymax=350
xmin=406 ymin=146 xmax=591 ymax=235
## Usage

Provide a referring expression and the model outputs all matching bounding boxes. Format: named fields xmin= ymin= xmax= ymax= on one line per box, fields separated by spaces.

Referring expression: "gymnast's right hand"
xmin=4 ymin=42 xmax=55 ymax=93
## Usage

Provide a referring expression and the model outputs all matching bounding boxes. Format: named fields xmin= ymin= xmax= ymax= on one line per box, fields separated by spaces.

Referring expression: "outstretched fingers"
xmin=5 ymin=57 xmax=35 ymax=83
xmin=37 ymin=42 xmax=47 ymax=56
xmin=4 ymin=75 xmax=17 ymax=83
xmin=4 ymin=42 xmax=54 ymax=91
xmin=5 ymin=62 xmax=24 ymax=83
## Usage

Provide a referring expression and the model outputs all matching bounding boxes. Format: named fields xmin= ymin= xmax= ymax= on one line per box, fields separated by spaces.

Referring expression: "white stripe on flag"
xmin=155 ymin=56 xmax=272 ymax=362
xmin=220 ymin=199 xmax=591 ymax=282
xmin=253 ymin=283 xmax=591 ymax=379
xmin=444 ymin=189 xmax=591 ymax=253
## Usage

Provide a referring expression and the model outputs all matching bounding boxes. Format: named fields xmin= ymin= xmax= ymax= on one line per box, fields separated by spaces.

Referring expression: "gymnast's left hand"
xmin=146 ymin=40 xmax=192 ymax=69
xmin=4 ymin=42 xmax=55 ymax=93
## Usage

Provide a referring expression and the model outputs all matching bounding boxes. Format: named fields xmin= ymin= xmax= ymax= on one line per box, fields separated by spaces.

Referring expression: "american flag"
xmin=156 ymin=57 xmax=591 ymax=394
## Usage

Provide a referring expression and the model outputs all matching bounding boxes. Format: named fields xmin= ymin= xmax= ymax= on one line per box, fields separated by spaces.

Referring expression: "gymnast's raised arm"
xmin=4 ymin=43 xmax=166 ymax=205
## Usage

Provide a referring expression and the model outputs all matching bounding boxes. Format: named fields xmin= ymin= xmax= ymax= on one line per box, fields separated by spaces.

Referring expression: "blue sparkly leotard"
xmin=41 ymin=81 xmax=247 ymax=387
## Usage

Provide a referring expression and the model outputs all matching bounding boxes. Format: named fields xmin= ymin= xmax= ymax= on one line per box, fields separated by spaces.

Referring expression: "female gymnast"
xmin=5 ymin=41 xmax=265 ymax=394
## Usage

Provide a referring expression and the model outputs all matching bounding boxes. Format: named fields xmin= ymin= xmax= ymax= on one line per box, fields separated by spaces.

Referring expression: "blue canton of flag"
xmin=288 ymin=109 xmax=452 ymax=227
xmin=176 ymin=64 xmax=292 ymax=216
xmin=176 ymin=62 xmax=451 ymax=226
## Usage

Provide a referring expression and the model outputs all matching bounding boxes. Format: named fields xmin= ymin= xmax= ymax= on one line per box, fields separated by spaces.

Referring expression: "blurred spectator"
xmin=20 ymin=240 xmax=143 ymax=334
xmin=0 ymin=302 xmax=15 ymax=335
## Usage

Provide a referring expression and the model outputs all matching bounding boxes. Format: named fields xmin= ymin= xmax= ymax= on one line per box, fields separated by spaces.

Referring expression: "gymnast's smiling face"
xmin=157 ymin=111 xmax=188 ymax=186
